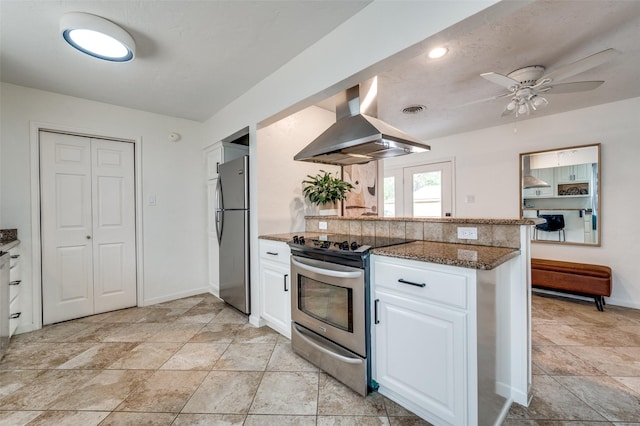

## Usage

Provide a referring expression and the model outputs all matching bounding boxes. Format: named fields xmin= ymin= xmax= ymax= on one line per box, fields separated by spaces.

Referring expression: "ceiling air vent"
xmin=402 ymin=105 xmax=426 ymax=114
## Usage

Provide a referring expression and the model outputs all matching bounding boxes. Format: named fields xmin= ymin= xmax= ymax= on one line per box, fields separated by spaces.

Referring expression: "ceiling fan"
xmin=474 ymin=48 xmax=619 ymax=117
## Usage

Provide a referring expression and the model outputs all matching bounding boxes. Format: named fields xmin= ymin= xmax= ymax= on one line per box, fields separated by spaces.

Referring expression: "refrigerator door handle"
xmin=215 ymin=178 xmax=224 ymax=244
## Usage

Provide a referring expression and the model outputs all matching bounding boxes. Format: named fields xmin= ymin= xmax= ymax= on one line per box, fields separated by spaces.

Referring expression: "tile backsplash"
xmin=305 ymin=217 xmax=523 ymax=249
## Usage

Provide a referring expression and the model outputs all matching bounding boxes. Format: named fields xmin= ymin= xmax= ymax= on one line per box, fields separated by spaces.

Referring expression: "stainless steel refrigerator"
xmin=215 ymin=155 xmax=250 ymax=314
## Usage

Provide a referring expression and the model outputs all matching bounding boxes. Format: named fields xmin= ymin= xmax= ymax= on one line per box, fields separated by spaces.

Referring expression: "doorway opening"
xmin=383 ymin=160 xmax=454 ymax=218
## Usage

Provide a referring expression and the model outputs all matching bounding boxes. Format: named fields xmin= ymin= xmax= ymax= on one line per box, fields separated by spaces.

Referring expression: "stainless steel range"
xmin=288 ymin=234 xmax=412 ymax=396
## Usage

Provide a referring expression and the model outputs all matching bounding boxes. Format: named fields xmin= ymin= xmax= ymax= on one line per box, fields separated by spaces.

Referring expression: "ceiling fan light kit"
xmin=477 ymin=48 xmax=618 ymax=118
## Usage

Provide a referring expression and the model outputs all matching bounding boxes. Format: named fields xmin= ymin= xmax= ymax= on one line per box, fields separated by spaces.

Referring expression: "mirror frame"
xmin=520 ymin=143 xmax=601 ymax=247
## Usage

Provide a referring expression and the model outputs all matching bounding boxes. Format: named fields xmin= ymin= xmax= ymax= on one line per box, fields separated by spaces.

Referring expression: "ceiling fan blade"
xmin=544 ymin=81 xmax=605 ymax=94
xmin=455 ymin=92 xmax=512 ymax=108
xmin=538 ymin=48 xmax=619 ymax=84
xmin=481 ymin=72 xmax=519 ymax=89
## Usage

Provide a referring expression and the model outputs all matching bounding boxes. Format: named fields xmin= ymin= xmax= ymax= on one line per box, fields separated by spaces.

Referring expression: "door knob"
xmin=86 ymin=235 xmax=91 ymax=240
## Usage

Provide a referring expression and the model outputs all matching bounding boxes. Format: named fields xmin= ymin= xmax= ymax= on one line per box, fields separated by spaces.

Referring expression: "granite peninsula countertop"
xmin=371 ymin=240 xmax=519 ymax=270
xmin=259 ymin=233 xmax=519 ymax=270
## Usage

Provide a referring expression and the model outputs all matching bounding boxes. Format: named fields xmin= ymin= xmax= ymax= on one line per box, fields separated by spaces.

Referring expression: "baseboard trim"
xmin=142 ymin=287 xmax=210 ymax=307
xmin=533 ymin=288 xmax=640 ymax=310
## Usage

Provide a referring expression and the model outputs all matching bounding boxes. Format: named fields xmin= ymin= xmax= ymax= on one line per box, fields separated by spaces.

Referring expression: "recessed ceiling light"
xmin=428 ymin=46 xmax=448 ymax=59
xmin=60 ymin=12 xmax=136 ymax=62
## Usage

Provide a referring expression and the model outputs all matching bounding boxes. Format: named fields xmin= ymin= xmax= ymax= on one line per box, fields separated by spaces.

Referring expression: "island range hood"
xmin=294 ymin=83 xmax=430 ymax=165
xmin=522 ymin=155 xmax=551 ymax=189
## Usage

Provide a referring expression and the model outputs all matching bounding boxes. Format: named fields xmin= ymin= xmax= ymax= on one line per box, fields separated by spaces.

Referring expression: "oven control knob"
xmin=292 ymin=236 xmax=299 ymax=244
xmin=321 ymin=241 xmax=330 ymax=249
xmin=299 ymin=236 xmax=305 ymax=244
xmin=350 ymin=242 xmax=360 ymax=251
xmin=338 ymin=241 xmax=349 ymax=251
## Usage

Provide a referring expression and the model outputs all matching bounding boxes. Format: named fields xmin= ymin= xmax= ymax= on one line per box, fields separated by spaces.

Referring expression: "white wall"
xmin=385 ymin=97 xmax=640 ymax=308
xmin=257 ymin=106 xmax=339 ymax=234
xmin=0 ymin=82 xmax=208 ymax=331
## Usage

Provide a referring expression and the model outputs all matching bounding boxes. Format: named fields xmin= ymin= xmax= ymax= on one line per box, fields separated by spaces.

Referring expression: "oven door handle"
xmin=292 ymin=323 xmax=363 ymax=365
xmin=291 ymin=257 xmax=363 ymax=279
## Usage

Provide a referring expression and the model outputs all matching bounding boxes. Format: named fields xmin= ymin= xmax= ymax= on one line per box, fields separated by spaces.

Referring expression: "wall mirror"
xmin=520 ymin=143 xmax=601 ymax=246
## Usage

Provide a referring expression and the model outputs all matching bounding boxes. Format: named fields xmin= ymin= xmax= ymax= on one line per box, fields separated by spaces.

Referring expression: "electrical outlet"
xmin=319 ymin=221 xmax=327 ymax=230
xmin=457 ymin=227 xmax=478 ymax=240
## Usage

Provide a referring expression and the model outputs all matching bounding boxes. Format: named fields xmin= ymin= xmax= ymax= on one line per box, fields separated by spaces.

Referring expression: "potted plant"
xmin=302 ymin=170 xmax=354 ymax=215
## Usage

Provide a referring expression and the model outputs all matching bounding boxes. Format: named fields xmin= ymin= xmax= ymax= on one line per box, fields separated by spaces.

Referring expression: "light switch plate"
xmin=319 ymin=221 xmax=327 ymax=230
xmin=457 ymin=227 xmax=478 ymax=239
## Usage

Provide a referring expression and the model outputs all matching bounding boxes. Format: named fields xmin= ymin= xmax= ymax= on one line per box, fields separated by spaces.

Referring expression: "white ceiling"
xmin=2 ymin=0 xmax=639 ymax=139
xmin=374 ymin=0 xmax=640 ymax=141
xmin=0 ymin=0 xmax=370 ymax=121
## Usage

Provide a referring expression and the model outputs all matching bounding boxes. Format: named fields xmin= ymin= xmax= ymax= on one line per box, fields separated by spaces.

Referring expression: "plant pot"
xmin=319 ymin=201 xmax=339 ymax=216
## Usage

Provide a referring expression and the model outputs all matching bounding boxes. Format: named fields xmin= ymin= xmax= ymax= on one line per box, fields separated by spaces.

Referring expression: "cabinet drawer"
xmin=373 ymin=257 xmax=469 ymax=309
xmin=259 ymin=240 xmax=291 ymax=265
xmin=9 ymin=296 xmax=21 ymax=337
xmin=9 ymin=278 xmax=21 ymax=304
xmin=9 ymin=252 xmax=20 ymax=270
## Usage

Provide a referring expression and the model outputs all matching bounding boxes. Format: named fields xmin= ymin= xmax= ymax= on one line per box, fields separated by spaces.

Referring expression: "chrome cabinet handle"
xmin=398 ymin=278 xmax=426 ymax=288
xmin=9 ymin=312 xmax=21 ymax=319
xmin=10 ymin=280 xmax=21 ymax=286
xmin=374 ymin=299 xmax=380 ymax=324
xmin=284 ymin=274 xmax=289 ymax=292
xmin=266 ymin=251 xmax=278 ymax=256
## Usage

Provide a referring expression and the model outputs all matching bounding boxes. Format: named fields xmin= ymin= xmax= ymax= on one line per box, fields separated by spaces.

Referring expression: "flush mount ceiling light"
xmin=60 ymin=12 xmax=135 ymax=62
xmin=428 ymin=46 xmax=448 ymax=59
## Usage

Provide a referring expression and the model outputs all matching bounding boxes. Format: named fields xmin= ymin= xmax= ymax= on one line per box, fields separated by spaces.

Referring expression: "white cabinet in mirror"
xmin=520 ymin=144 xmax=600 ymax=246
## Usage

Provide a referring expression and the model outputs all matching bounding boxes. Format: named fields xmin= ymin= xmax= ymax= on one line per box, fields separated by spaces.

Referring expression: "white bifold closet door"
xmin=40 ymin=131 xmax=136 ymax=325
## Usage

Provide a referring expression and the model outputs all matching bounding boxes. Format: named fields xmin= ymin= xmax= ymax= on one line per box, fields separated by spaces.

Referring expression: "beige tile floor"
xmin=504 ymin=293 xmax=640 ymax=425
xmin=1 ymin=292 xmax=640 ymax=425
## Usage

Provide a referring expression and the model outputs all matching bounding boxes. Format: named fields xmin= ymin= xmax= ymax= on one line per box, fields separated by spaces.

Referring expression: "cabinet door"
xmin=573 ymin=164 xmax=591 ymax=181
xmin=205 ymin=145 xmax=223 ymax=180
xmin=260 ymin=260 xmax=291 ymax=338
xmin=375 ymin=290 xmax=466 ymax=426
xmin=557 ymin=165 xmax=590 ymax=183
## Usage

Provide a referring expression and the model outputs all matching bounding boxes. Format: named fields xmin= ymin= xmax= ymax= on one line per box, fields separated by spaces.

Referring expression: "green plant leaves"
xmin=302 ymin=170 xmax=354 ymax=206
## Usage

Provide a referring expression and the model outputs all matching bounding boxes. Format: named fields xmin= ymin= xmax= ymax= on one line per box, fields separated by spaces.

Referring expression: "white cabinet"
xmin=204 ymin=141 xmax=248 ymax=181
xmin=259 ymin=240 xmax=291 ymax=338
xmin=522 ymin=168 xmax=554 ymax=198
xmin=556 ymin=164 xmax=591 ymax=183
xmin=372 ymin=255 xmax=472 ymax=425
xmin=204 ymin=141 xmax=249 ymax=296
xmin=375 ymin=291 xmax=467 ymax=425
xmin=6 ymin=242 xmax=21 ymax=337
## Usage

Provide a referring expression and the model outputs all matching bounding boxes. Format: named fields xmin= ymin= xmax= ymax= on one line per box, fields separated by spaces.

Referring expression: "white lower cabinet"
xmin=9 ymin=243 xmax=22 ymax=337
xmin=375 ymin=290 xmax=467 ymax=425
xmin=372 ymin=254 xmax=476 ymax=426
xmin=259 ymin=240 xmax=291 ymax=338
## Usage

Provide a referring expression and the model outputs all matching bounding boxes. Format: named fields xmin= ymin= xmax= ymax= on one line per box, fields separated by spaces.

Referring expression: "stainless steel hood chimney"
xmin=522 ymin=154 xmax=551 ymax=189
xmin=294 ymin=83 xmax=430 ymax=165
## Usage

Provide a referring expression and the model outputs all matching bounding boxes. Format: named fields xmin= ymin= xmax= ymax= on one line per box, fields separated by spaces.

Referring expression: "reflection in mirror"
xmin=520 ymin=144 xmax=600 ymax=246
